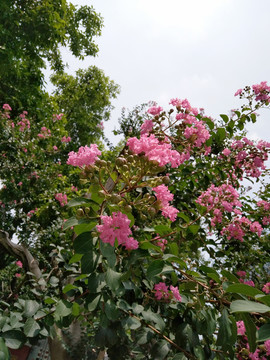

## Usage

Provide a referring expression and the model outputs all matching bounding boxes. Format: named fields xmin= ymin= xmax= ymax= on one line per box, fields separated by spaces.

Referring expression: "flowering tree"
xmin=1 ymin=82 xmax=270 ymax=359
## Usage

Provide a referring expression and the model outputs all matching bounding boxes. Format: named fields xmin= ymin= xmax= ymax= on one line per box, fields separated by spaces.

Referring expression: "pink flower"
xmin=17 ymin=182 xmax=22 ymax=186
xmin=3 ymin=104 xmax=12 ymax=111
xmin=127 ymin=134 xmax=182 ymax=168
xmin=97 ymin=122 xmax=104 ymax=130
xmin=16 ymin=260 xmax=23 ymax=268
xmin=153 ymin=185 xmax=179 ymax=222
xmin=234 ymin=89 xmax=243 ymax=96
xmin=154 ymin=282 xmax=169 ymax=300
xmin=15 ymin=273 xmax=21 ymax=278
xmin=155 ymin=237 xmax=167 ymax=251
xmin=265 ymin=339 xmax=270 ymax=356
xmin=147 ymin=106 xmax=163 ymax=116
xmin=236 ymin=271 xmax=246 ymax=278
xmin=244 ymin=280 xmax=255 ymax=287
xmin=236 ymin=320 xmax=246 ymax=335
xmin=170 ymin=285 xmax=182 ymax=302
xmin=140 ymin=120 xmax=154 ymax=135
xmin=67 ymin=144 xmax=101 ymax=167
xmin=222 ymin=148 xmax=231 ymax=156
xmin=53 ymin=146 xmax=58 ymax=151
xmin=262 ymin=282 xmax=270 ymax=294
xmin=55 ymin=193 xmax=68 ymax=207
xmin=61 ymin=136 xmax=71 ymax=143
xmin=97 ymin=212 xmax=138 ymax=250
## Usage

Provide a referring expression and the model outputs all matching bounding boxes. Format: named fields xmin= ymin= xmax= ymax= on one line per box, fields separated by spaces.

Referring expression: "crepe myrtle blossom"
xmin=236 ymin=321 xmax=246 ymax=336
xmin=16 ymin=260 xmax=23 ymax=268
xmin=67 ymin=144 xmax=101 ymax=167
xmin=262 ymin=282 xmax=270 ymax=294
xmin=3 ymin=104 xmax=12 ymax=111
xmin=55 ymin=193 xmax=68 ymax=207
xmin=127 ymin=134 xmax=182 ymax=168
xmin=61 ymin=136 xmax=71 ymax=143
xmin=147 ymin=106 xmax=163 ymax=116
xmin=154 ymin=282 xmax=181 ymax=302
xmin=140 ymin=119 xmax=154 ymax=135
xmin=152 ymin=184 xmax=179 ymax=221
xmin=97 ymin=212 xmax=138 ymax=250
xmin=252 ymin=81 xmax=270 ymax=102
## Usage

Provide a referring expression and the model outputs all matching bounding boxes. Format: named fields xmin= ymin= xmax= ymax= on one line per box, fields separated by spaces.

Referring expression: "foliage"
xmin=2 ymin=84 xmax=270 ymax=359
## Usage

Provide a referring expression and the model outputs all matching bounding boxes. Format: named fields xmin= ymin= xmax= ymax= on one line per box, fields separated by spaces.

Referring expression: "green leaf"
xmin=69 ymin=253 xmax=83 ymax=264
xmin=88 ymin=273 xmax=106 ymax=293
xmin=226 ymin=284 xmax=264 ymax=298
xmin=178 ymin=212 xmax=190 ymax=223
xmin=74 ymin=221 xmax=97 ymax=235
xmin=216 ymin=309 xmax=236 ymax=350
xmin=147 ymin=260 xmax=164 ymax=280
xmin=255 ymin=295 xmax=270 ymax=306
xmin=72 ymin=302 xmax=81 ymax=317
xmin=105 ymin=300 xmax=120 ymax=321
xmin=204 ymin=117 xmax=215 ymax=129
xmin=142 ymin=310 xmax=165 ymax=332
xmin=241 ymin=313 xmax=257 ymax=353
xmin=62 ymin=284 xmax=78 ymax=294
xmin=220 ymin=114 xmax=229 ymax=123
xmin=67 ymin=197 xmax=98 ymax=207
xmin=55 ymin=300 xmax=72 ymax=320
xmin=100 ymin=241 xmax=116 ymax=268
xmin=221 ymin=270 xmax=239 ymax=283
xmin=2 ymin=330 xmax=26 ymax=349
xmin=81 ymin=252 xmax=99 ymax=274
xmin=44 ymin=297 xmax=56 ymax=305
xmin=105 ymin=268 xmax=122 ymax=291
xmin=73 ymin=232 xmax=93 ymax=254
xmin=23 ymin=318 xmax=40 ymax=337
xmin=154 ymin=225 xmax=171 ymax=236
xmin=87 ymin=294 xmax=101 ymax=311
xmin=122 ymin=316 xmax=141 ymax=330
xmin=0 ymin=338 xmax=10 ymax=360
xmin=62 ymin=217 xmax=79 ymax=230
xmin=257 ymin=324 xmax=270 ymax=342
xmin=230 ymin=300 xmax=270 ymax=313
xmin=23 ymin=300 xmax=40 ymax=318
xmin=150 ymin=339 xmax=170 ymax=360
xmin=216 ymin=127 xmax=226 ymax=143
xmin=187 ymin=224 xmax=200 ymax=235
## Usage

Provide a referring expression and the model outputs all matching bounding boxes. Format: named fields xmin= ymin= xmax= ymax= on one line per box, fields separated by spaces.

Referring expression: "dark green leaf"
xmin=2 ymin=330 xmax=26 ymax=349
xmin=241 ymin=313 xmax=257 ymax=352
xmin=226 ymin=284 xmax=264 ymax=298
xmin=23 ymin=300 xmax=40 ymax=318
xmin=147 ymin=260 xmax=164 ymax=280
xmin=230 ymin=300 xmax=270 ymax=313
xmin=257 ymin=324 xmax=270 ymax=342
xmin=23 ymin=318 xmax=40 ymax=337
xmin=73 ymin=232 xmax=93 ymax=254
xmin=105 ymin=268 xmax=122 ymax=291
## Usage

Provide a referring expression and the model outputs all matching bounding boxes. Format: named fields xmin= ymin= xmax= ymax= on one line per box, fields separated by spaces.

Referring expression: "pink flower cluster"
xmin=127 ymin=134 xmax=181 ymax=168
xmin=97 ymin=212 xmax=138 ymax=250
xmin=147 ymin=106 xmax=163 ymax=116
xmin=196 ymin=184 xmax=242 ymax=226
xmin=38 ymin=127 xmax=51 ymax=139
xmin=237 ymin=320 xmax=270 ymax=359
xmin=257 ymin=200 xmax=270 ymax=225
xmin=16 ymin=260 xmax=23 ymax=268
xmin=18 ymin=111 xmax=30 ymax=132
xmin=3 ymin=104 xmax=12 ymax=111
xmin=221 ymin=216 xmax=262 ymax=242
xmin=154 ymin=282 xmax=181 ymax=302
xmin=67 ymin=144 xmax=101 ymax=167
xmin=27 ymin=208 xmax=38 ymax=218
xmin=223 ymin=137 xmax=270 ymax=179
xmin=52 ymin=113 xmax=64 ymax=122
xmin=152 ymin=184 xmax=179 ymax=222
xmin=252 ymin=81 xmax=270 ymax=102
xmin=140 ymin=119 xmax=154 ymax=135
xmin=97 ymin=121 xmax=104 ymax=130
xmin=262 ymin=282 xmax=270 ymax=294
xmin=55 ymin=193 xmax=68 ymax=207
xmin=61 ymin=136 xmax=71 ymax=143
xmin=183 ymin=118 xmax=210 ymax=148
xmin=154 ymin=236 xmax=167 ymax=251
xmin=169 ymin=98 xmax=199 ymax=116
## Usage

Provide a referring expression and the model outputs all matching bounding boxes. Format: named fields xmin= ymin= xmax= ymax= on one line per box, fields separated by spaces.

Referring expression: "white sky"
xmin=49 ymin=0 xmax=270 ymax=144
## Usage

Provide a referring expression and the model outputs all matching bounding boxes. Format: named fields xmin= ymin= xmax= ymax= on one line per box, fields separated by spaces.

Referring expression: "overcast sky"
xmin=53 ymin=0 xmax=270 ymax=144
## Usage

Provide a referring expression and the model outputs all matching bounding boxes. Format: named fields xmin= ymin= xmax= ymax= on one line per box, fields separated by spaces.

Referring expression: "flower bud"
xmin=76 ymin=208 xmax=84 ymax=218
xmin=116 ymin=157 xmax=127 ymax=166
xmin=162 ymin=176 xmax=170 ymax=185
xmin=111 ymin=194 xmax=122 ymax=204
xmin=148 ymin=207 xmax=156 ymax=217
xmin=84 ymin=207 xmax=91 ymax=214
xmin=124 ymin=204 xmax=132 ymax=212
